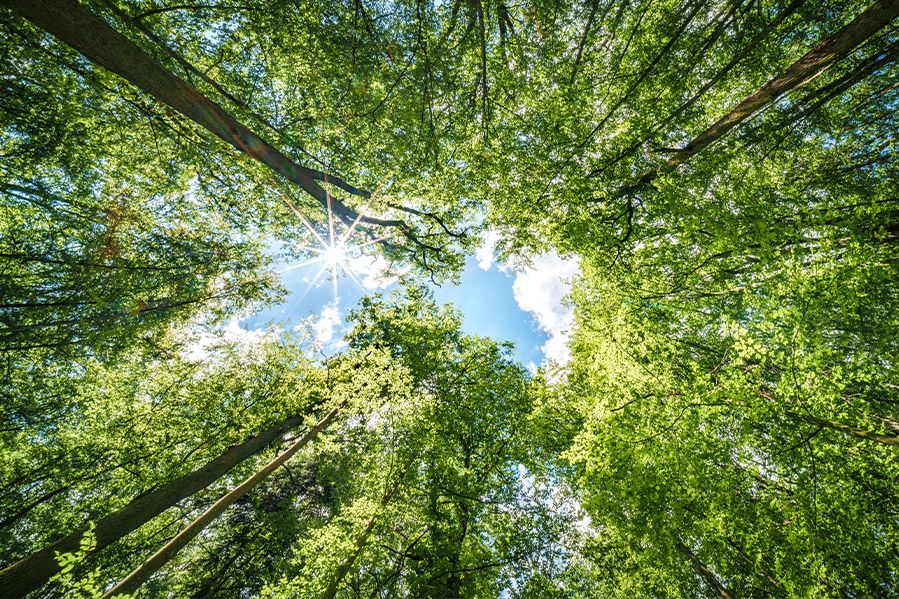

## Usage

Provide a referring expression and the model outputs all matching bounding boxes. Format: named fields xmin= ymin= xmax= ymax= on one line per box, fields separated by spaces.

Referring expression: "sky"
xmin=238 ymin=227 xmax=580 ymax=370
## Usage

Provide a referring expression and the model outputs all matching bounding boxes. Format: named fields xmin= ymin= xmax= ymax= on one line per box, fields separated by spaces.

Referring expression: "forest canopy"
xmin=1 ymin=0 xmax=898 ymax=597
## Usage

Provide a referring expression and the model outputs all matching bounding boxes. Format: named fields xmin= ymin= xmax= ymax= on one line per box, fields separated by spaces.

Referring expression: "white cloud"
xmin=222 ymin=318 xmax=269 ymax=344
xmin=314 ymin=303 xmax=341 ymax=345
xmin=475 ymin=228 xmax=501 ymax=270
xmin=346 ymin=253 xmax=404 ymax=289
xmin=510 ymin=252 xmax=580 ymax=366
xmin=184 ymin=317 xmax=272 ymax=362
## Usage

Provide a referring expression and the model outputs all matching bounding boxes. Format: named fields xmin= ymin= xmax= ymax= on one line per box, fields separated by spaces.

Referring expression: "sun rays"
xmin=277 ymin=194 xmax=385 ymax=306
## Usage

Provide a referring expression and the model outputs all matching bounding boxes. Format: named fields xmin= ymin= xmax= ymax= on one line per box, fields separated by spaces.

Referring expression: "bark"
xmin=443 ymin=503 xmax=470 ymax=598
xmin=0 ymin=0 xmax=393 ymax=230
xmin=785 ymin=411 xmax=899 ymax=446
xmin=322 ymin=477 xmax=403 ymax=599
xmin=771 ymin=42 xmax=898 ymax=134
xmin=0 ymin=413 xmax=305 ymax=597
xmin=95 ymin=0 xmax=366 ymax=199
xmin=102 ymin=407 xmax=341 ymax=597
xmin=632 ymin=0 xmax=899 ymax=188
xmin=443 ymin=444 xmax=473 ymax=597
xmin=675 ymin=539 xmax=733 ymax=599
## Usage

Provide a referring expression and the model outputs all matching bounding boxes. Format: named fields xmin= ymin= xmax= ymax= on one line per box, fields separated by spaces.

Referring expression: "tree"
xmin=2 ymin=0 xmax=898 ymax=596
xmin=2 ymin=402 xmax=312 ymax=596
xmin=630 ymin=0 xmax=899 ymax=190
xmin=309 ymin=289 xmax=573 ymax=598
xmin=2 ymin=338 xmax=316 ymax=592
xmin=1 ymin=0 xmax=470 ymax=274
xmin=175 ymin=289 xmax=580 ymax=598
xmin=553 ymin=252 xmax=899 ymax=594
xmin=103 ymin=405 xmax=340 ymax=597
xmin=0 ymin=3 xmax=282 ymax=415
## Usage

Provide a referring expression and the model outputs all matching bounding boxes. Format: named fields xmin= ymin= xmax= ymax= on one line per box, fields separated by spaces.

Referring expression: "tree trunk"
xmin=443 ymin=503 xmax=470 ymax=598
xmin=634 ymin=0 xmax=899 ymax=187
xmin=675 ymin=539 xmax=733 ymax=599
xmin=785 ymin=411 xmax=899 ymax=446
xmin=321 ymin=477 xmax=404 ymax=599
xmin=102 ymin=407 xmax=341 ymax=597
xmin=321 ymin=515 xmax=378 ymax=599
xmin=0 ymin=413 xmax=306 ymax=597
xmin=0 ymin=0 xmax=382 ymax=228
xmin=593 ymin=0 xmax=805 ymax=176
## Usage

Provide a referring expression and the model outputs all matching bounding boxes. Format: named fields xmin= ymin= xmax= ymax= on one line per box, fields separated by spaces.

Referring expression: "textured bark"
xmin=322 ymin=477 xmax=403 ymax=599
xmin=96 ymin=0 xmax=369 ymax=201
xmin=102 ymin=408 xmax=341 ymax=597
xmin=675 ymin=540 xmax=734 ymax=599
xmin=0 ymin=414 xmax=304 ymax=597
xmin=786 ymin=411 xmax=899 ymax=446
xmin=0 ymin=0 xmax=390 ymax=229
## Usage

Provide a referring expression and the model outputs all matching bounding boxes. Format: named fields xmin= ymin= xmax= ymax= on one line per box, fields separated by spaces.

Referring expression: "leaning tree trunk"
xmin=0 ymin=0 xmax=382 ymax=227
xmin=675 ymin=539 xmax=734 ymax=599
xmin=631 ymin=0 xmax=899 ymax=188
xmin=594 ymin=0 xmax=806 ymax=176
xmin=0 ymin=413 xmax=307 ymax=597
xmin=785 ymin=410 xmax=899 ymax=446
xmin=321 ymin=477 xmax=404 ymax=599
xmin=102 ymin=407 xmax=341 ymax=598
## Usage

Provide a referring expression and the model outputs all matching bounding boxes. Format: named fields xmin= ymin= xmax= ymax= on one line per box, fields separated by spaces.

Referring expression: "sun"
xmin=276 ymin=193 xmax=387 ymax=304
xmin=321 ymin=244 xmax=347 ymax=269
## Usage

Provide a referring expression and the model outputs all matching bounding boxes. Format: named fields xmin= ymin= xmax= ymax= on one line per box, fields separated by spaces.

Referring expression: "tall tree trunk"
xmin=633 ymin=0 xmax=899 ymax=188
xmin=675 ymin=539 xmax=733 ymax=599
xmin=443 ymin=503 xmax=470 ymax=598
xmin=321 ymin=477 xmax=404 ymax=599
xmin=0 ymin=0 xmax=386 ymax=228
xmin=95 ymin=0 xmax=338 ymax=180
xmin=0 ymin=413 xmax=306 ymax=597
xmin=443 ymin=445 xmax=473 ymax=598
xmin=785 ymin=411 xmax=899 ymax=446
xmin=593 ymin=0 xmax=805 ymax=176
xmin=102 ymin=407 xmax=341 ymax=598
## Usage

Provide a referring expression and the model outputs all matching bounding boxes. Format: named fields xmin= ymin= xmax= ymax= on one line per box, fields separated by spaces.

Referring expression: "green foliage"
xmin=51 ymin=523 xmax=133 ymax=599
xmin=557 ymin=235 xmax=899 ymax=594
xmin=2 ymin=0 xmax=897 ymax=596
xmin=0 ymin=10 xmax=283 ymax=365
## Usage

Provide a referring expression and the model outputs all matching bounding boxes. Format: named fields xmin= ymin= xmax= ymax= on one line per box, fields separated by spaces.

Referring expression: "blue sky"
xmin=432 ymin=256 xmax=546 ymax=365
xmin=240 ymin=235 xmax=579 ymax=368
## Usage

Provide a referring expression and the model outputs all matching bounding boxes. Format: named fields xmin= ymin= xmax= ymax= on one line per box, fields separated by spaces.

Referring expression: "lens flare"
xmin=321 ymin=244 xmax=346 ymax=269
xmin=275 ymin=196 xmax=375 ymax=304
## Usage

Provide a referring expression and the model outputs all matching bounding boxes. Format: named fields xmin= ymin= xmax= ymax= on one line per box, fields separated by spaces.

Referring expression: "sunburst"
xmin=277 ymin=193 xmax=386 ymax=305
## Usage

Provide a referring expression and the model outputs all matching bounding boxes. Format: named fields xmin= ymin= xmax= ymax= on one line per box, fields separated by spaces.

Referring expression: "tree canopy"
xmin=1 ymin=0 xmax=897 ymax=596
